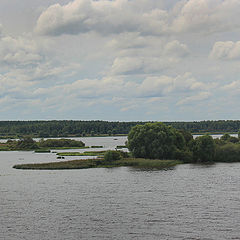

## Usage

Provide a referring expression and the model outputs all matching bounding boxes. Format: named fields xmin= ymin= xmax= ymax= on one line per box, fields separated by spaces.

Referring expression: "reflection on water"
xmin=1 ymin=137 xmax=240 ymax=239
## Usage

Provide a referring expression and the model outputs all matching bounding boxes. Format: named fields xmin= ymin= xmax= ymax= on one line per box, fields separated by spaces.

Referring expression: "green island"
xmin=13 ymin=158 xmax=181 ymax=170
xmin=12 ymin=122 xmax=240 ymax=170
xmin=0 ymin=138 xmax=86 ymax=151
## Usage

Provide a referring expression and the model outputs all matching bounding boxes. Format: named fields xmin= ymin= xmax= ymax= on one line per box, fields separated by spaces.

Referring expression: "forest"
xmin=0 ymin=120 xmax=240 ymax=138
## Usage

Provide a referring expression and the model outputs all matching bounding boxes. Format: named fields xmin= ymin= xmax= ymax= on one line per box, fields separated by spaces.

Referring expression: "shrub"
xmin=229 ymin=136 xmax=239 ymax=143
xmin=104 ymin=150 xmax=121 ymax=162
xmin=215 ymin=143 xmax=240 ymax=162
xmin=174 ymin=149 xmax=193 ymax=163
xmin=192 ymin=135 xmax=216 ymax=162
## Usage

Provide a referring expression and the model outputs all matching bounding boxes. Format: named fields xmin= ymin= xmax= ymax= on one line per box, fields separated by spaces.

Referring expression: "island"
xmin=12 ymin=122 xmax=240 ymax=170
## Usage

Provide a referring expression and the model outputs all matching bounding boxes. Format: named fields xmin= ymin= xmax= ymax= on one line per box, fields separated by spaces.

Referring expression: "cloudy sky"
xmin=0 ymin=0 xmax=239 ymax=121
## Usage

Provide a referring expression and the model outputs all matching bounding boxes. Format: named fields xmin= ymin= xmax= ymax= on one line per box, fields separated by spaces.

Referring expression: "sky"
xmin=0 ymin=0 xmax=240 ymax=121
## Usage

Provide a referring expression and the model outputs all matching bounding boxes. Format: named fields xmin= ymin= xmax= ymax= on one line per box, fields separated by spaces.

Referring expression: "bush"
xmin=220 ymin=134 xmax=239 ymax=143
xmin=220 ymin=133 xmax=231 ymax=141
xmin=118 ymin=151 xmax=129 ymax=158
xmin=174 ymin=149 xmax=193 ymax=163
xmin=192 ymin=135 xmax=216 ymax=162
xmin=104 ymin=150 xmax=121 ymax=162
xmin=229 ymin=136 xmax=239 ymax=143
xmin=215 ymin=143 xmax=240 ymax=162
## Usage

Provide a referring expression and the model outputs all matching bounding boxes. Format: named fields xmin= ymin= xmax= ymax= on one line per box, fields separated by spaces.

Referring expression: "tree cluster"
xmin=128 ymin=122 xmax=240 ymax=163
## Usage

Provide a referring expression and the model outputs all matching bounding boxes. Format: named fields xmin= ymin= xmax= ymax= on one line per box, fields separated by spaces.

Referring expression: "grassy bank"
xmin=13 ymin=158 xmax=182 ymax=170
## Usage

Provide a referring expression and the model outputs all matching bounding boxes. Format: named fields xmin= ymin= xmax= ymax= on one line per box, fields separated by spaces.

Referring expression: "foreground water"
xmin=1 ymin=137 xmax=240 ymax=239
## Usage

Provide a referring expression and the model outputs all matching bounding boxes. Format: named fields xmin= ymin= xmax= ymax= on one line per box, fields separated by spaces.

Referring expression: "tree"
xmin=192 ymin=135 xmax=216 ymax=162
xmin=128 ymin=122 xmax=186 ymax=159
xmin=179 ymin=129 xmax=193 ymax=145
xmin=17 ymin=136 xmax=38 ymax=150
xmin=220 ymin=133 xmax=231 ymax=141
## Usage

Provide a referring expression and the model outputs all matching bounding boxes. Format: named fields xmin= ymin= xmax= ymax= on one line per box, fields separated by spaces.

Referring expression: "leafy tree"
xmin=192 ymin=135 xmax=216 ymax=162
xmin=128 ymin=122 xmax=186 ymax=159
xmin=229 ymin=136 xmax=239 ymax=143
xmin=179 ymin=129 xmax=193 ymax=145
xmin=220 ymin=133 xmax=231 ymax=141
xmin=17 ymin=136 xmax=38 ymax=150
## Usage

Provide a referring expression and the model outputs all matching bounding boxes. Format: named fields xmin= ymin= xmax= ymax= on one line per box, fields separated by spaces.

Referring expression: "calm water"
xmin=1 ymin=137 xmax=240 ymax=239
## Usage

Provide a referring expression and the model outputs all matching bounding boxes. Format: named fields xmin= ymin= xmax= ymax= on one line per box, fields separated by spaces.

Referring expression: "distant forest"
xmin=0 ymin=120 xmax=239 ymax=138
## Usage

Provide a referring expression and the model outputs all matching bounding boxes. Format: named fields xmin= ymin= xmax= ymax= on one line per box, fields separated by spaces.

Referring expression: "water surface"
xmin=1 ymin=137 xmax=240 ymax=239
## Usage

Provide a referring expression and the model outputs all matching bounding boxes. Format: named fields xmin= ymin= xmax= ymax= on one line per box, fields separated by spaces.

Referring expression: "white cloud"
xmin=164 ymin=40 xmax=189 ymax=57
xmin=170 ymin=0 xmax=240 ymax=34
xmin=35 ymin=0 xmax=240 ymax=37
xmin=176 ymin=91 xmax=210 ymax=105
xmin=210 ymin=41 xmax=240 ymax=60
xmin=34 ymin=0 xmax=169 ymax=36
xmin=110 ymin=56 xmax=178 ymax=75
xmin=108 ymin=34 xmax=189 ymax=75
xmin=29 ymin=72 xmax=211 ymax=106
xmin=137 ymin=72 xmax=210 ymax=97
xmin=221 ymin=80 xmax=240 ymax=93
xmin=35 ymin=0 xmax=155 ymax=36
xmin=0 ymin=35 xmax=42 ymax=66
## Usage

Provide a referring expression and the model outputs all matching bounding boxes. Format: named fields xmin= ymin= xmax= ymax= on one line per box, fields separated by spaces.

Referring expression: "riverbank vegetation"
xmin=1 ymin=120 xmax=240 ymax=139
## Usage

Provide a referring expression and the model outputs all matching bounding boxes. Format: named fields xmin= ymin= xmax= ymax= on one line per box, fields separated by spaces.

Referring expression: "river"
xmin=1 ymin=136 xmax=240 ymax=239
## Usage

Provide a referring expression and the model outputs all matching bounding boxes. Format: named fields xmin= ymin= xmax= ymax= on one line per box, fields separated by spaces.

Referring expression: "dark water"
xmin=1 ymin=137 xmax=240 ymax=239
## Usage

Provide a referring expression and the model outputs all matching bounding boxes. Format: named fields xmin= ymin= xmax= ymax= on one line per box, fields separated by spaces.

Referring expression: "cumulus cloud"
xmin=35 ymin=0 xmax=240 ymax=37
xmin=210 ymin=41 xmax=240 ymax=60
xmin=137 ymin=73 xmax=210 ymax=97
xmin=108 ymin=34 xmax=189 ymax=75
xmin=32 ymin=72 xmax=211 ymax=106
xmin=35 ymin=0 xmax=167 ymax=36
xmin=110 ymin=56 xmax=179 ymax=75
xmin=163 ymin=40 xmax=189 ymax=57
xmin=0 ymin=32 xmax=48 ymax=67
xmin=170 ymin=0 xmax=240 ymax=34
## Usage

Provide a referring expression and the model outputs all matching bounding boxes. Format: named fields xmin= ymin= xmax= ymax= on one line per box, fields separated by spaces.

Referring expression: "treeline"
xmin=0 ymin=120 xmax=240 ymax=138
